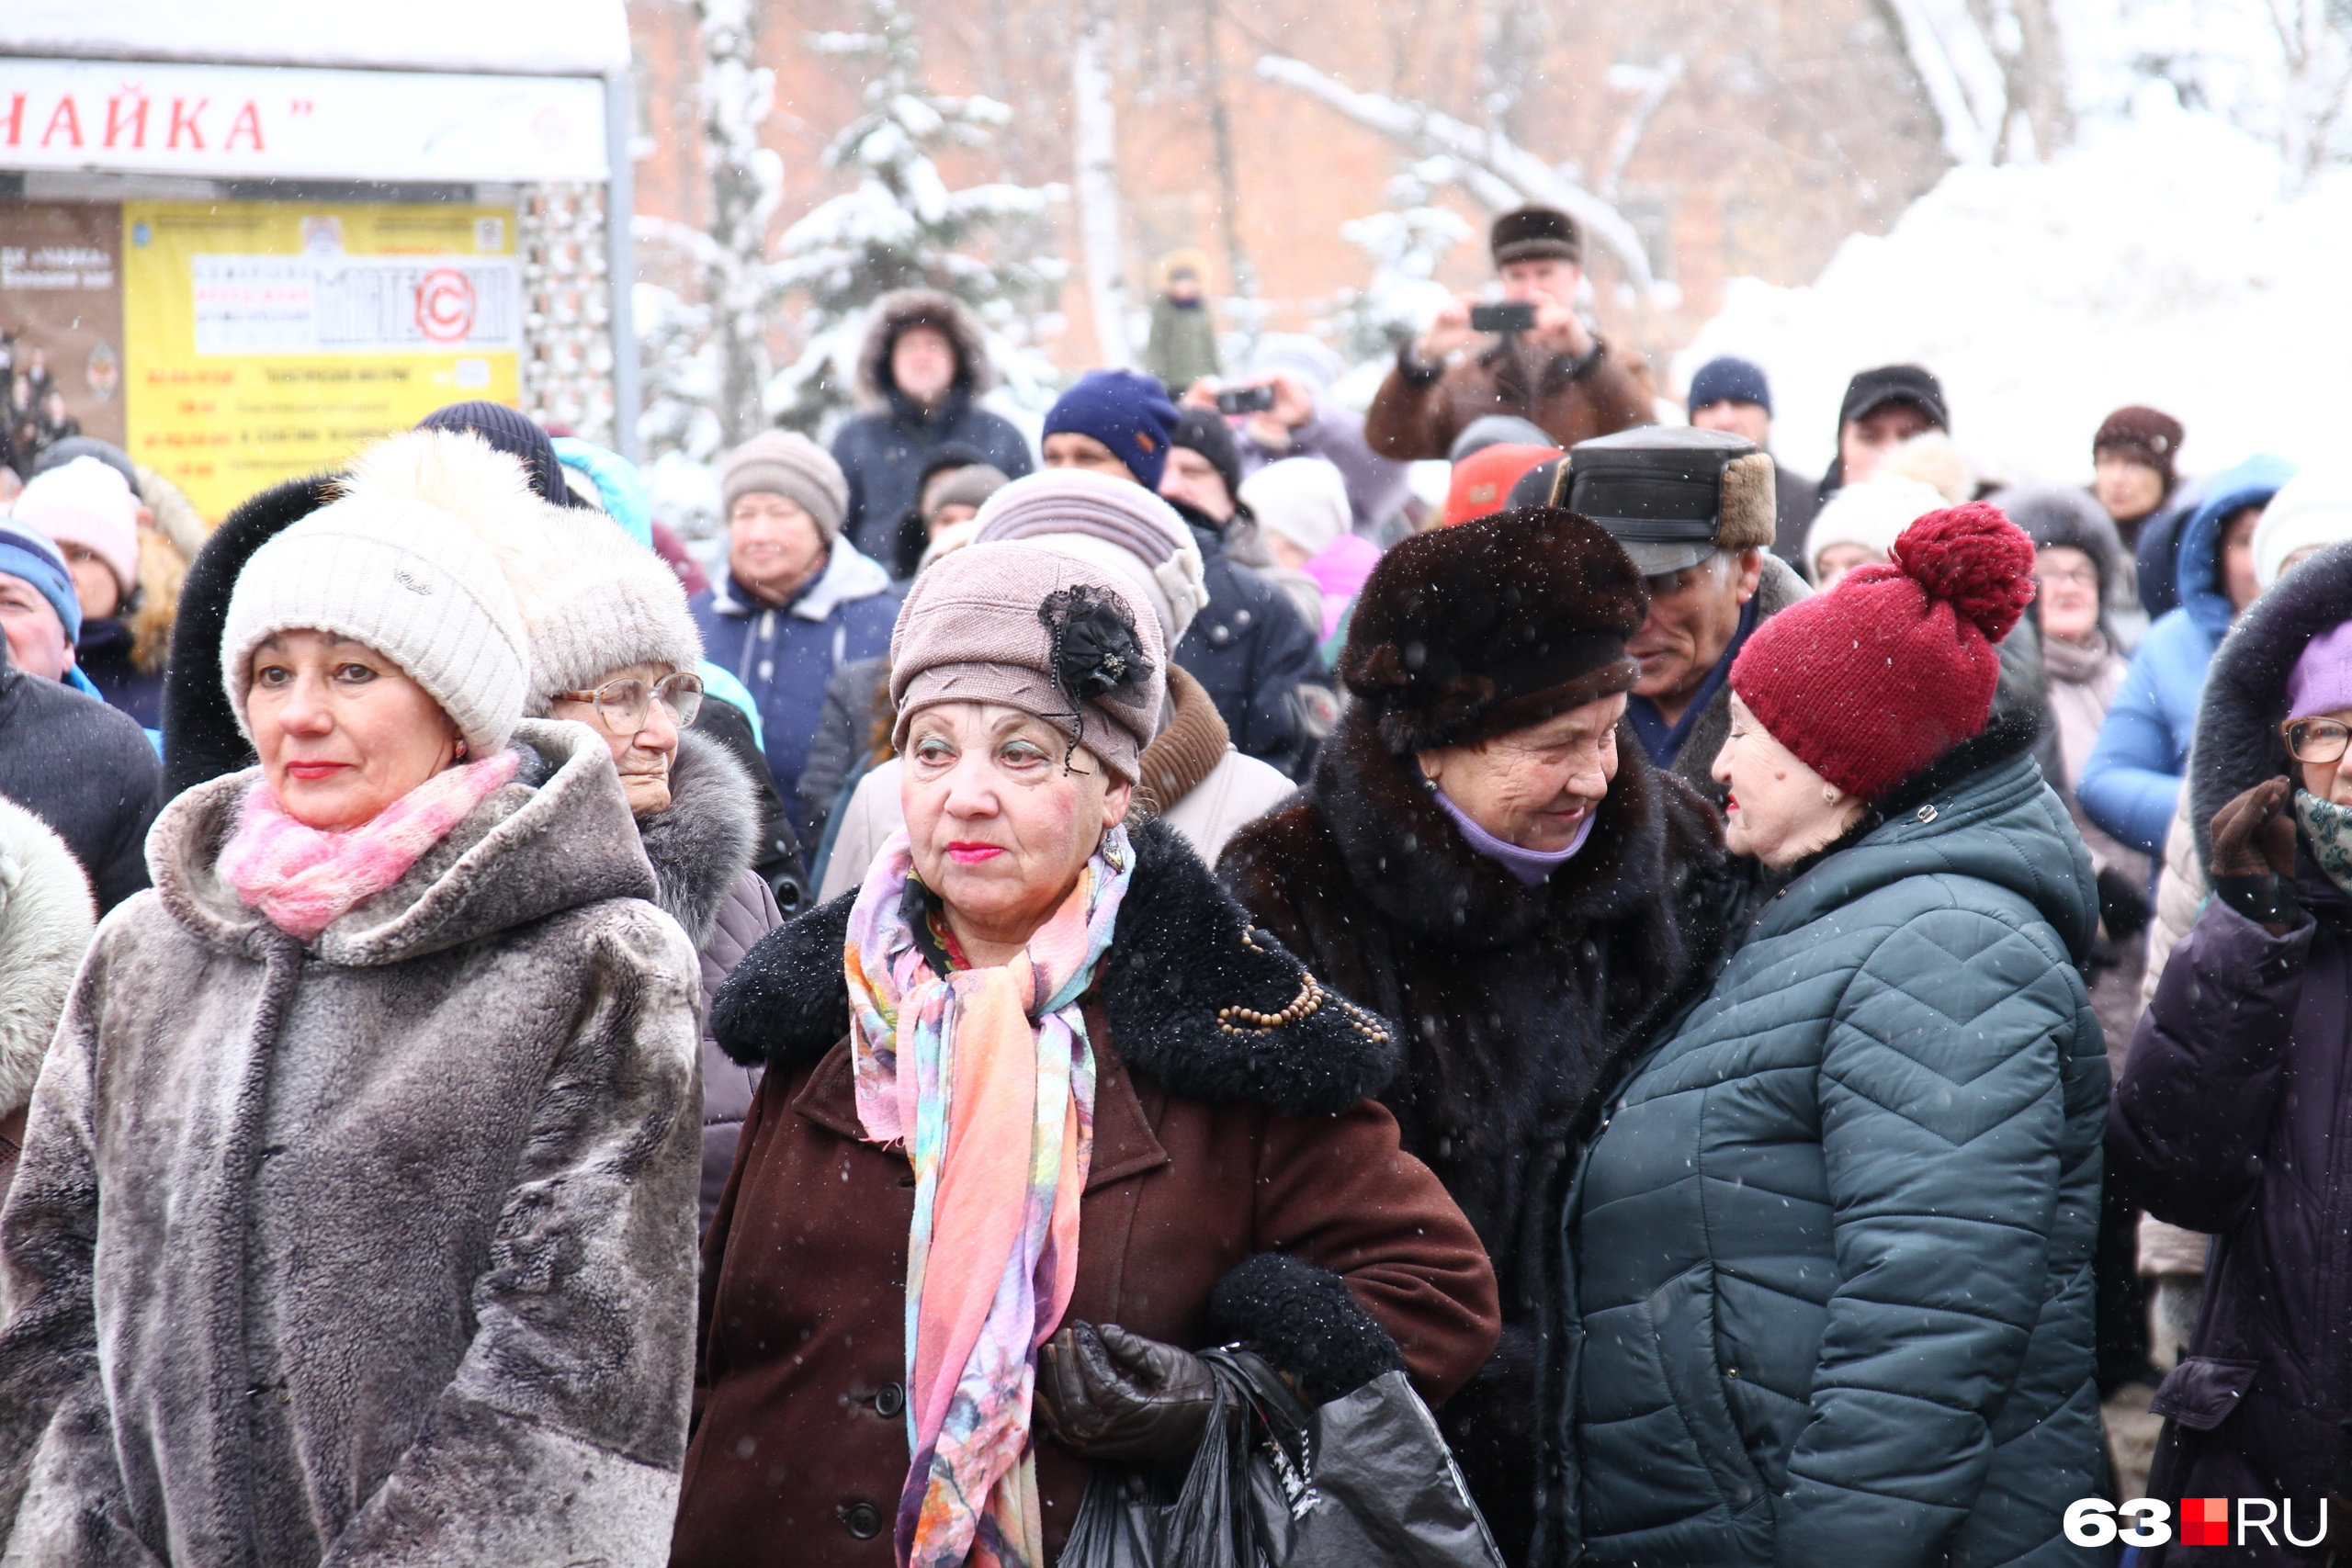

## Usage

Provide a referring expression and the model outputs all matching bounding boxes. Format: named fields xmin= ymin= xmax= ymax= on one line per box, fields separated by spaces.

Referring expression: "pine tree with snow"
xmin=1324 ymin=162 xmax=1475 ymax=371
xmin=765 ymin=0 xmax=1068 ymax=432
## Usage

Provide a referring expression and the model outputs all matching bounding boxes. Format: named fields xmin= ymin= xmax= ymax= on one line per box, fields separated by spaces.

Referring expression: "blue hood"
xmin=2174 ymin=453 xmax=2297 ymax=638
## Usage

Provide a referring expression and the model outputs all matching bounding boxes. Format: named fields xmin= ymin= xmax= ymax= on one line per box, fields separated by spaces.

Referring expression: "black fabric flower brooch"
xmin=1038 ymin=584 xmax=1153 ymax=772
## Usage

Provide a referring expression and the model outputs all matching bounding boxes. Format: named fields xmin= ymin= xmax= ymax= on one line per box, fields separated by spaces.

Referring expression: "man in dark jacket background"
xmin=829 ymin=290 xmax=1034 ymax=562
xmin=1039 ymin=371 xmax=1326 ymax=773
xmin=0 ymin=614 xmax=160 ymax=914
xmin=1571 ymin=428 xmax=1810 ymax=807
xmin=1684 ymin=355 xmax=1818 ymax=577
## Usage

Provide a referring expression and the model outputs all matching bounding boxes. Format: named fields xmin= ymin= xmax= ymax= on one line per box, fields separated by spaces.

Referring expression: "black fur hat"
xmin=1340 ymin=506 xmax=1647 ymax=754
xmin=162 ymin=472 xmax=343 ymax=795
xmin=1490 ymin=206 xmax=1582 ymax=268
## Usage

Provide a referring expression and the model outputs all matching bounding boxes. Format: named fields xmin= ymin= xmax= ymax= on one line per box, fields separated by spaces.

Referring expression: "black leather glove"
xmin=2095 ymin=865 xmax=2150 ymax=941
xmin=1035 ymin=1322 xmax=1219 ymax=1463
xmin=2209 ymin=777 xmax=2301 ymax=928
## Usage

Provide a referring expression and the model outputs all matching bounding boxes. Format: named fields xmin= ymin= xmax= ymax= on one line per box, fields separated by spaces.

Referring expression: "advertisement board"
xmin=0 ymin=201 xmax=126 ymax=471
xmin=122 ymin=199 xmax=519 ymax=518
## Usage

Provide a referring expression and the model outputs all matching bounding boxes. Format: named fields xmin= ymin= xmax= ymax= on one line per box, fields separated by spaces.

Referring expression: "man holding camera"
xmin=1364 ymin=206 xmax=1655 ymax=462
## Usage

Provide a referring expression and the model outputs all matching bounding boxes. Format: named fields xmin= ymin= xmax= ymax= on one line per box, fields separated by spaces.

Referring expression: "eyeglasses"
xmin=553 ymin=672 xmax=705 ymax=735
xmin=2034 ymin=561 xmax=2099 ymax=588
xmin=2282 ymin=716 xmax=2350 ymax=765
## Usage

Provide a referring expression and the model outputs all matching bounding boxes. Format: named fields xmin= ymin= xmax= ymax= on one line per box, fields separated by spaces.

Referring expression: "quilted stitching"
xmin=1568 ymin=754 xmax=2108 ymax=1568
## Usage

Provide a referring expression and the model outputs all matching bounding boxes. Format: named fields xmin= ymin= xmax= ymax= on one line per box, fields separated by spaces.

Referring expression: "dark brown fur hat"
xmin=1340 ymin=506 xmax=1647 ymax=755
xmin=1490 ymin=206 xmax=1583 ymax=267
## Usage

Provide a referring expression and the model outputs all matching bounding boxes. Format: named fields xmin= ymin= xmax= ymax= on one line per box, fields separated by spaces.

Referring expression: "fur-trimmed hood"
xmin=638 ymin=729 xmax=761 ymax=951
xmin=0 ymin=798 xmax=96 ymax=1119
xmin=854 ymin=288 xmax=994 ymax=411
xmin=150 ymin=718 xmax=660 ymax=964
xmin=2173 ymin=453 xmax=2296 ymax=640
xmin=711 ymin=816 xmax=1400 ymax=1117
xmin=162 ymin=471 xmax=343 ymax=795
xmin=2187 ymin=536 xmax=2352 ymax=874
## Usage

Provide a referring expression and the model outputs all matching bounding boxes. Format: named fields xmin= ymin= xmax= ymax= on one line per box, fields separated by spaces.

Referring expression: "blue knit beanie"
xmin=1687 ymin=355 xmax=1772 ymax=418
xmin=0 ymin=523 xmax=82 ymax=642
xmin=1044 ymin=370 xmax=1180 ymax=490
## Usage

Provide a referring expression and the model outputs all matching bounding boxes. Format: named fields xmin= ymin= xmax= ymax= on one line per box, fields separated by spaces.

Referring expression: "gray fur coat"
xmin=0 ymin=720 xmax=703 ymax=1568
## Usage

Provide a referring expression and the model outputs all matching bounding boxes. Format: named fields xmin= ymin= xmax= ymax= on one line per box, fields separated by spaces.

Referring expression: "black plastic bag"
xmin=1062 ymin=1349 xmax=1503 ymax=1568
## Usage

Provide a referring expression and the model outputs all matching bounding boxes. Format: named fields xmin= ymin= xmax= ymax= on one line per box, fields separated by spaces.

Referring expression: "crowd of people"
xmin=0 ymin=201 xmax=2346 ymax=1568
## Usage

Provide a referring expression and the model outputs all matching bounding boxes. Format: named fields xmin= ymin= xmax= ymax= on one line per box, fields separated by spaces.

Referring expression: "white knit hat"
xmin=341 ymin=427 xmax=703 ymax=716
xmin=16 ymin=456 xmax=141 ymax=595
xmin=2252 ymin=464 xmax=2352 ymax=590
xmin=1804 ymin=476 xmax=1948 ymax=581
xmin=1239 ymin=457 xmax=1351 ymax=558
xmin=222 ymin=504 xmax=530 ymax=759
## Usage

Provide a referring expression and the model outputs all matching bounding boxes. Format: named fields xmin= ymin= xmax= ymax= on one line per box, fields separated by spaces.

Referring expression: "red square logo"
xmin=2180 ymin=1497 xmax=2231 ymax=1546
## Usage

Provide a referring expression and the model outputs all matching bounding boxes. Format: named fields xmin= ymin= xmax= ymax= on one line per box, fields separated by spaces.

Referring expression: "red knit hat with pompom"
xmin=1730 ymin=502 xmax=2036 ymax=799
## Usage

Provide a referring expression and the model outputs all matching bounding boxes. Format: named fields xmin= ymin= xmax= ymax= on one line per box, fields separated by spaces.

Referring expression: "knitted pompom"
xmin=1887 ymin=502 xmax=2038 ymax=644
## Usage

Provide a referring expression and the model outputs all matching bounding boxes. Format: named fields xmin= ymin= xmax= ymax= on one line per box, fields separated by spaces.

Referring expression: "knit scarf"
xmin=219 ymin=750 xmax=519 ymax=942
xmin=2295 ymin=789 xmax=2352 ymax=897
xmin=843 ymin=825 xmax=1134 ymax=1568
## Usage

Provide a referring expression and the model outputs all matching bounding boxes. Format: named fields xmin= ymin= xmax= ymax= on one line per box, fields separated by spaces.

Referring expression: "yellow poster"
xmin=122 ymin=201 xmax=521 ymax=520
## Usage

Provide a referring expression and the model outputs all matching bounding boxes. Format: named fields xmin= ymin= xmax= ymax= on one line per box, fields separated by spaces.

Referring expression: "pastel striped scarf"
xmin=219 ymin=750 xmax=519 ymax=942
xmin=843 ymin=825 xmax=1134 ymax=1568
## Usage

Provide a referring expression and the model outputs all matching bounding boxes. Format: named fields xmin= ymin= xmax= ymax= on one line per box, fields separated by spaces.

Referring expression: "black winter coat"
xmin=2108 ymin=539 xmax=2352 ymax=1564
xmin=831 ymin=389 xmax=1032 ymax=564
xmin=1219 ymin=705 xmax=1734 ymax=1565
xmin=1172 ymin=515 xmax=1327 ymax=773
xmin=0 ymin=660 xmax=160 ymax=912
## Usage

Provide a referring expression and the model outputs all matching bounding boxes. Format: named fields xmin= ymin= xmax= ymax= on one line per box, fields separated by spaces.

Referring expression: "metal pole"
xmin=605 ymin=68 xmax=642 ymax=460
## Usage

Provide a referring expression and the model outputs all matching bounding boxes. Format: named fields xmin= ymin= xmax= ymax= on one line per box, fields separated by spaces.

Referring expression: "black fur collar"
xmin=1304 ymin=703 xmax=1670 ymax=951
xmin=708 ymin=817 xmax=1402 ymax=1116
xmin=2186 ymin=540 xmax=2352 ymax=874
xmin=636 ymin=731 xmax=761 ymax=950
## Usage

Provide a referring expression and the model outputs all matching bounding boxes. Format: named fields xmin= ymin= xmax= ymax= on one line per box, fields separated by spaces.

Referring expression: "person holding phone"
xmin=1182 ymin=335 xmax=1416 ymax=538
xmin=1364 ymin=207 xmax=1655 ymax=461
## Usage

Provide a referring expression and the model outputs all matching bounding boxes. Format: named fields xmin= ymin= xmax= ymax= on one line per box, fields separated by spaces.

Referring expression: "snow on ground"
xmin=1675 ymin=85 xmax=2352 ymax=489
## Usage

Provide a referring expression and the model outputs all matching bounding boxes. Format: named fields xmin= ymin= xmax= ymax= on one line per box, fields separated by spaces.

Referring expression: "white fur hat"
xmin=340 ymin=429 xmax=704 ymax=716
xmin=2252 ymin=464 xmax=2352 ymax=590
xmin=222 ymin=457 xmax=532 ymax=759
xmin=1239 ymin=457 xmax=1351 ymax=558
xmin=1804 ymin=477 xmax=1949 ymax=581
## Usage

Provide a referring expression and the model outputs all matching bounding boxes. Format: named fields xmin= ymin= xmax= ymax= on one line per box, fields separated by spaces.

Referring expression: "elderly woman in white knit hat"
xmin=372 ymin=426 xmax=791 ymax=1235
xmin=672 ymin=539 xmax=1496 ymax=1568
xmin=816 ymin=469 xmax=1297 ymax=898
xmin=0 ymin=438 xmax=704 ymax=1566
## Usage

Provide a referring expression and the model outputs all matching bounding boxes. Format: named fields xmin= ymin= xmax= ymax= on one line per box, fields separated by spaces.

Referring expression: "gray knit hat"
xmin=889 ymin=541 xmax=1168 ymax=783
xmin=970 ymin=469 xmax=1207 ymax=644
xmin=720 ymin=431 xmax=849 ymax=541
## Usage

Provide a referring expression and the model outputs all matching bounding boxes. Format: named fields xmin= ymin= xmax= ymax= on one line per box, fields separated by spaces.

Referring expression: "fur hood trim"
xmin=162 ymin=472 xmax=343 ymax=795
xmin=711 ymin=817 xmax=1401 ymax=1116
xmin=150 ymin=718 xmax=660 ymax=965
xmin=638 ymin=730 xmax=761 ymax=950
xmin=2188 ymin=537 xmax=2352 ymax=874
xmin=0 ymin=798 xmax=96 ymax=1117
xmin=1307 ymin=701 xmax=1682 ymax=952
xmin=854 ymin=289 xmax=994 ymax=409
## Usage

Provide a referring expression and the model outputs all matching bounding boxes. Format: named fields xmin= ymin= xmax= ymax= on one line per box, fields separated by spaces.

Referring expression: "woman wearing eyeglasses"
xmin=492 ymin=470 xmax=789 ymax=1236
xmin=2109 ymin=537 xmax=2352 ymax=1564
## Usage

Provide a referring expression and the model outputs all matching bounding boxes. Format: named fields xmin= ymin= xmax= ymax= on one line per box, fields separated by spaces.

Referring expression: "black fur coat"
xmin=1218 ymin=704 xmax=1734 ymax=1564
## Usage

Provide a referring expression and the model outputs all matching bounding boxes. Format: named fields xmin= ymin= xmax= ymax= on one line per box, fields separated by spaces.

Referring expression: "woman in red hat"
xmin=1561 ymin=504 xmax=2111 ymax=1566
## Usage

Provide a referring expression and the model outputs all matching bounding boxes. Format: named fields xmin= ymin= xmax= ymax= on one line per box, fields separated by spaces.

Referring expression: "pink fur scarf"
xmin=219 ymin=750 xmax=520 ymax=942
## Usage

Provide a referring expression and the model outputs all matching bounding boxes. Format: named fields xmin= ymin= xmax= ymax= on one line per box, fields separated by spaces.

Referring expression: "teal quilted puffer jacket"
xmin=1563 ymin=735 xmax=2110 ymax=1568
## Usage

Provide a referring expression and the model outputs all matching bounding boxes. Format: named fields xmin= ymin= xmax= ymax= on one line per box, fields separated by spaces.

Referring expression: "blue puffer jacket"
xmin=2078 ymin=455 xmax=2295 ymax=856
xmin=1565 ymin=720 xmax=2109 ymax=1568
xmin=690 ymin=539 xmax=903 ymax=840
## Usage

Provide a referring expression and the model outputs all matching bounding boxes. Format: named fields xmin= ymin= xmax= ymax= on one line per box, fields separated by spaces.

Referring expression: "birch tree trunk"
xmin=696 ymin=0 xmax=779 ymax=447
xmin=1071 ymin=0 xmax=1132 ymax=369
